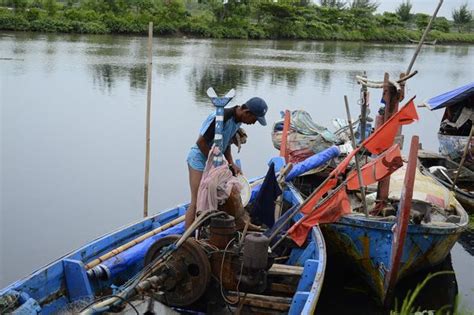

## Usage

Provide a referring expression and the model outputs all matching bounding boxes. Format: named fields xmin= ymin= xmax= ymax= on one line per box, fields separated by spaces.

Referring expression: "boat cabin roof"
xmin=424 ymin=82 xmax=474 ymax=111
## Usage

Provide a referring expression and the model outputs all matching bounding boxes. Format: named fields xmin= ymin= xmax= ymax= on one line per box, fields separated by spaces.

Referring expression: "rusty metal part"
xmin=143 ymin=235 xmax=211 ymax=307
xmin=210 ymin=251 xmax=239 ymax=290
xmin=243 ymin=233 xmax=269 ymax=270
xmin=209 ymin=214 xmax=236 ymax=249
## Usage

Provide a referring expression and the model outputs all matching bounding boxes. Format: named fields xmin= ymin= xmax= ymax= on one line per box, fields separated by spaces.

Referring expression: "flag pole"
xmin=143 ymin=22 xmax=153 ymax=218
xmin=344 ymin=95 xmax=368 ymax=217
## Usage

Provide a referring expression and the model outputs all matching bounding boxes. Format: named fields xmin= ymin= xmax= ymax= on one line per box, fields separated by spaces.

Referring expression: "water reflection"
xmin=91 ymin=64 xmax=118 ymax=91
xmin=129 ymin=64 xmax=147 ymax=91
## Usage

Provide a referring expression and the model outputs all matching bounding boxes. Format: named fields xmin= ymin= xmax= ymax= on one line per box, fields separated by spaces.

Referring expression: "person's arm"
xmin=196 ymin=135 xmax=210 ymax=158
xmin=224 ymin=146 xmax=242 ymax=175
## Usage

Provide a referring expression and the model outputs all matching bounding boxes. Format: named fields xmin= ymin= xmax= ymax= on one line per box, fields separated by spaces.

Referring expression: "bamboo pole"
xmin=451 ymin=125 xmax=474 ymax=190
xmin=344 ymin=95 xmax=368 ymax=217
xmin=406 ymin=0 xmax=443 ymax=74
xmin=85 ymin=215 xmax=185 ymax=270
xmin=143 ymin=22 xmax=153 ymax=218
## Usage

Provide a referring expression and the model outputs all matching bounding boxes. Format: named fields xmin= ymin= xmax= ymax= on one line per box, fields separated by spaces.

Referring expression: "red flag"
xmin=346 ymin=144 xmax=403 ymax=190
xmin=300 ymin=178 xmax=338 ymax=214
xmin=361 ymin=98 xmax=418 ymax=154
xmin=288 ymin=188 xmax=351 ymax=246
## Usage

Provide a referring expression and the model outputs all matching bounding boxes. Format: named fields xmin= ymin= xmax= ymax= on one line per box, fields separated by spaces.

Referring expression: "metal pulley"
xmin=143 ymin=235 xmax=211 ymax=307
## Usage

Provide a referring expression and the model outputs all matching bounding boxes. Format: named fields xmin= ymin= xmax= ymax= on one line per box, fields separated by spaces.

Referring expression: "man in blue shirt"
xmin=185 ymin=97 xmax=268 ymax=228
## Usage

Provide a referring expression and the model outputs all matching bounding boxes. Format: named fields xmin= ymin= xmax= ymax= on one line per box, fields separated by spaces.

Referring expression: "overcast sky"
xmin=376 ymin=0 xmax=473 ymax=18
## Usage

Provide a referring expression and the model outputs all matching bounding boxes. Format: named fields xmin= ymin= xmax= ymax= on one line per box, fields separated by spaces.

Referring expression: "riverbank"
xmin=1 ymin=2 xmax=474 ymax=43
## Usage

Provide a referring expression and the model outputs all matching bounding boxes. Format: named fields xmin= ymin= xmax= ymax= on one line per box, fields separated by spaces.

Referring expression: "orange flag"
xmin=287 ymin=98 xmax=418 ymax=247
xmin=361 ymin=97 xmax=418 ymax=154
xmin=288 ymin=188 xmax=351 ymax=246
xmin=346 ymin=144 xmax=403 ymax=190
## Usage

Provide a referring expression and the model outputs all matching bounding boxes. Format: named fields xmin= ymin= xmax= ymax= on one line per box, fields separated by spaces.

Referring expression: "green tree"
xmin=414 ymin=13 xmax=428 ymax=30
xmin=43 ymin=0 xmax=58 ymax=15
xmin=349 ymin=0 xmax=378 ymax=12
xmin=395 ymin=0 xmax=411 ymax=22
xmin=319 ymin=0 xmax=345 ymax=9
xmin=452 ymin=3 xmax=472 ymax=32
xmin=10 ymin=0 xmax=28 ymax=11
xmin=432 ymin=17 xmax=450 ymax=33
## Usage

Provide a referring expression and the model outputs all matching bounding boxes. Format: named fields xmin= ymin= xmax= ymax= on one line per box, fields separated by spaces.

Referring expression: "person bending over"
xmin=185 ymin=97 xmax=268 ymax=228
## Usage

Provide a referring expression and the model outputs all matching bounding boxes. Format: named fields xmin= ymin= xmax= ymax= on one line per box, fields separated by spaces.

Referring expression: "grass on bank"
xmin=1 ymin=1 xmax=473 ymax=43
xmin=391 ymin=271 xmax=472 ymax=315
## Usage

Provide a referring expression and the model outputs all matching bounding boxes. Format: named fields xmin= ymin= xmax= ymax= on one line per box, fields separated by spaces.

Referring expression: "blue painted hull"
xmin=321 ymin=214 xmax=466 ymax=304
xmin=0 ymin=179 xmax=326 ymax=315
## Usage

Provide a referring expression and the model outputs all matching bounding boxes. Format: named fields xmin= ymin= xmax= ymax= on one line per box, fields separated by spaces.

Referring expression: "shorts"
xmin=187 ymin=146 xmax=206 ymax=171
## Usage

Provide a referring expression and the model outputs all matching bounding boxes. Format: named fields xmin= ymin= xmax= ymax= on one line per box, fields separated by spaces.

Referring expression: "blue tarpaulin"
xmin=424 ymin=82 xmax=474 ymax=111
xmin=100 ymin=223 xmax=185 ymax=281
xmin=285 ymin=146 xmax=340 ymax=182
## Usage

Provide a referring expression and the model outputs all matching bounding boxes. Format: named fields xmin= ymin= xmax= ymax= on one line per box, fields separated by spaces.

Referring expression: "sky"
xmin=376 ymin=0 xmax=473 ymax=18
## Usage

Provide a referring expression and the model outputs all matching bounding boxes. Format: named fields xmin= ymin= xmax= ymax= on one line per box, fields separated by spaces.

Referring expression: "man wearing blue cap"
xmin=185 ymin=97 xmax=268 ymax=228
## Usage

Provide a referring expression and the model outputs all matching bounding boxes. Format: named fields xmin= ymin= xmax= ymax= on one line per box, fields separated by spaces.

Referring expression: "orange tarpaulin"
xmin=288 ymin=188 xmax=351 ymax=246
xmin=346 ymin=144 xmax=403 ymax=190
xmin=361 ymin=98 xmax=418 ymax=155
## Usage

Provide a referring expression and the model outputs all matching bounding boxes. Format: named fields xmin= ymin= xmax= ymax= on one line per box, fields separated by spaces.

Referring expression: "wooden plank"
xmin=268 ymin=264 xmax=303 ymax=276
xmin=269 ymin=283 xmax=296 ymax=295
xmin=228 ymin=292 xmax=291 ymax=311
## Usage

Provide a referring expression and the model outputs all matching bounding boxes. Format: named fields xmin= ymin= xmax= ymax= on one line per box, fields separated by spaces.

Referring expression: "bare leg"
xmin=186 ymin=164 xmax=203 ymax=229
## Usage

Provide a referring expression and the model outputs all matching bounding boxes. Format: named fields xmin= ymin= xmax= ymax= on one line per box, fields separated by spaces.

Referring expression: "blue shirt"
xmin=187 ymin=107 xmax=242 ymax=171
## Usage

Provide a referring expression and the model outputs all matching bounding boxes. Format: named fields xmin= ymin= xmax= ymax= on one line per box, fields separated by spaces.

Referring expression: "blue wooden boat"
xmin=295 ymin=159 xmax=468 ymax=305
xmin=423 ymin=81 xmax=474 ymax=170
xmin=0 ymin=174 xmax=327 ymax=314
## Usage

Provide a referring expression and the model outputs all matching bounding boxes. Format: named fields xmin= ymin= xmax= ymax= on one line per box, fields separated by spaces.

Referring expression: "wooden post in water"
xmin=143 ymin=22 xmax=153 ymax=218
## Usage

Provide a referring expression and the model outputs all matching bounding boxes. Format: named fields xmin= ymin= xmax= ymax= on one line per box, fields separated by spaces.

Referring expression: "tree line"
xmin=0 ymin=0 xmax=473 ymax=42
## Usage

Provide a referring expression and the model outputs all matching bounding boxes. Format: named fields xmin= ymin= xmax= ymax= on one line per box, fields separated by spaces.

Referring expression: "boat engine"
xmin=138 ymin=213 xmax=272 ymax=309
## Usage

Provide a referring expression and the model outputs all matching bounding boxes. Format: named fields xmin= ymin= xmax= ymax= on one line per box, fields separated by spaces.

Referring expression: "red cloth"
xmin=346 ymin=144 xmax=403 ymax=190
xmin=288 ymin=188 xmax=351 ymax=246
xmin=300 ymin=178 xmax=338 ymax=214
xmin=361 ymin=98 xmax=418 ymax=154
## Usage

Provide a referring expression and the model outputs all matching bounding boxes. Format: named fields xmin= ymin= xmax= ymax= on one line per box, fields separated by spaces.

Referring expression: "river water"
xmin=1 ymin=32 xmax=473 ymax=311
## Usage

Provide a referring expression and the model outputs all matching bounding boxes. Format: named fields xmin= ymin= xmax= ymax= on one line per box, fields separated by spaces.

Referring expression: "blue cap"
xmin=245 ymin=97 xmax=268 ymax=126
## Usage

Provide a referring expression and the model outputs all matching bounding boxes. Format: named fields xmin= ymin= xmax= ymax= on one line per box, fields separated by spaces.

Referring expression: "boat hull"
xmin=0 ymin=179 xmax=327 ymax=314
xmin=321 ymin=215 xmax=464 ymax=304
